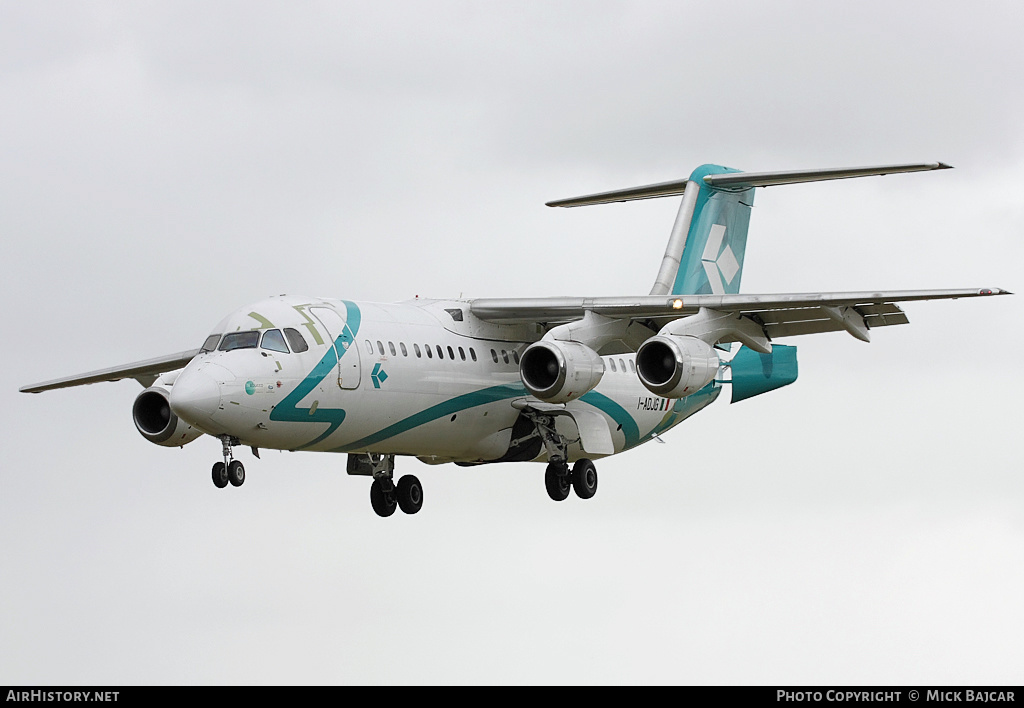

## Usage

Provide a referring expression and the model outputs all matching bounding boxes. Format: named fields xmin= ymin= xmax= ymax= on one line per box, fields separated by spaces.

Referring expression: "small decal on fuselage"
xmin=245 ymin=380 xmax=277 ymax=395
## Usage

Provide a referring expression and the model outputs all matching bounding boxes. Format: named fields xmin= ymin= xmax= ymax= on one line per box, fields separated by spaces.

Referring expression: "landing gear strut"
xmin=523 ymin=409 xmax=599 ymax=503
xmin=211 ymin=435 xmax=245 ymax=489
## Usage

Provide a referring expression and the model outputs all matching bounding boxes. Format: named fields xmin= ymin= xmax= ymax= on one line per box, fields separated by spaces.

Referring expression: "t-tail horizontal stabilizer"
xmin=545 ymin=163 xmax=952 ymax=207
xmin=546 ymin=161 xmax=954 ymax=299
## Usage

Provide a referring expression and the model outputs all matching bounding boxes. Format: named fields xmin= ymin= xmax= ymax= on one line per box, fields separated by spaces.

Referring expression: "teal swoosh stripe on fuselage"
xmin=578 ymin=390 xmax=641 ymax=450
xmin=329 ymin=382 xmax=529 ymax=453
xmin=270 ymin=300 xmax=362 ymax=449
xmin=646 ymin=381 xmax=720 ymax=441
xmin=333 ymin=385 xmax=643 ymax=456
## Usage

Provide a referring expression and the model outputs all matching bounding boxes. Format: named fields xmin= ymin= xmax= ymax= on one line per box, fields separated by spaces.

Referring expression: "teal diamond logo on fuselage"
xmin=371 ymin=363 xmax=388 ymax=389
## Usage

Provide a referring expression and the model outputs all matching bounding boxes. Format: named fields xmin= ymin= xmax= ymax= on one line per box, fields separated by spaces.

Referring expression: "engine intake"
xmin=520 ymin=340 xmax=604 ymax=404
xmin=133 ymin=386 xmax=203 ymax=447
xmin=636 ymin=335 xmax=720 ymax=399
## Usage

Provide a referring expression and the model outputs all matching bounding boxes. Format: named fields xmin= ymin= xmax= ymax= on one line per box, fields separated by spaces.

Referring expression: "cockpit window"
xmin=284 ymin=328 xmax=308 ymax=353
xmin=200 ymin=334 xmax=221 ymax=353
xmin=261 ymin=329 xmax=290 ymax=353
xmin=219 ymin=331 xmax=260 ymax=351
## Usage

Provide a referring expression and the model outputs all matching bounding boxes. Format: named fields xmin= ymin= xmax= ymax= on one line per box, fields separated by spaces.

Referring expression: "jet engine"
xmin=636 ymin=335 xmax=720 ymax=399
xmin=132 ymin=386 xmax=203 ymax=447
xmin=519 ymin=340 xmax=604 ymax=404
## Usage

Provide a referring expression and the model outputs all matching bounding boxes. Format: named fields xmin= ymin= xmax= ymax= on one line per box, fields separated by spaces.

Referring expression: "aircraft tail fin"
xmin=664 ymin=164 xmax=753 ymax=296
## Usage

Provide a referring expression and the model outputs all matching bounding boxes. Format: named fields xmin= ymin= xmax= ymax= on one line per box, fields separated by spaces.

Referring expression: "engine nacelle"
xmin=132 ymin=386 xmax=203 ymax=447
xmin=636 ymin=335 xmax=720 ymax=399
xmin=519 ymin=340 xmax=605 ymax=404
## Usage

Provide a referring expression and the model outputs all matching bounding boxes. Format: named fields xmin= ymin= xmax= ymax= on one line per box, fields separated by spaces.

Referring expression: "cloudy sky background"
xmin=1 ymin=1 xmax=1021 ymax=685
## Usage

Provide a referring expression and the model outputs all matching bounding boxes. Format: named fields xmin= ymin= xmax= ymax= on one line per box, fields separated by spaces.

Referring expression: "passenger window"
xmin=425 ymin=345 xmax=433 ymax=359
xmin=414 ymin=343 xmax=422 ymax=358
xmin=619 ymin=358 xmax=626 ymax=372
xmin=470 ymin=348 xmax=477 ymax=362
xmin=447 ymin=345 xmax=454 ymax=360
xmin=389 ymin=341 xmax=397 ymax=356
xmin=629 ymin=359 xmax=636 ymax=373
xmin=501 ymin=350 xmax=509 ymax=364
xmin=219 ymin=331 xmax=260 ymax=351
xmin=365 ymin=340 xmax=373 ymax=355
xmin=200 ymin=334 xmax=221 ymax=353
xmin=377 ymin=341 xmax=385 ymax=356
xmin=512 ymin=350 xmax=520 ymax=365
xmin=609 ymin=358 xmax=617 ymax=373
xmin=491 ymin=349 xmax=498 ymax=363
xmin=458 ymin=346 xmax=466 ymax=361
xmin=284 ymin=328 xmax=308 ymax=353
xmin=261 ymin=329 xmax=290 ymax=353
xmin=436 ymin=345 xmax=444 ymax=359
xmin=400 ymin=342 xmax=408 ymax=357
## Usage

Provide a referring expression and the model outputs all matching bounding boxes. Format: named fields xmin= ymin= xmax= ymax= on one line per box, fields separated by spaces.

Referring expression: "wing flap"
xmin=756 ymin=303 xmax=910 ymax=339
xmin=765 ymin=314 xmax=906 ymax=339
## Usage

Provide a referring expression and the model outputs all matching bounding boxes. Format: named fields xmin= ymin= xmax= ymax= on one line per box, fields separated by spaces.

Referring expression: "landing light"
xmin=671 ymin=299 xmax=684 ymax=310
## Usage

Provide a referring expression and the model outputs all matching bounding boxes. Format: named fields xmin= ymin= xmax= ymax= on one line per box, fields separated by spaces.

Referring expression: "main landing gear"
xmin=522 ymin=409 xmax=600 ymax=503
xmin=544 ymin=458 xmax=598 ymax=502
xmin=211 ymin=435 xmax=246 ymax=489
xmin=359 ymin=453 xmax=423 ymax=518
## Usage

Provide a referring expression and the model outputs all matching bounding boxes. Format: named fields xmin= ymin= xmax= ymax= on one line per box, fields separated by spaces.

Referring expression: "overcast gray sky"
xmin=2 ymin=1 xmax=1022 ymax=685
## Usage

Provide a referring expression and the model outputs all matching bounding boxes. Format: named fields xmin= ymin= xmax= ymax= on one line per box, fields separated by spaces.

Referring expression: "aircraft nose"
xmin=169 ymin=367 xmax=223 ymax=430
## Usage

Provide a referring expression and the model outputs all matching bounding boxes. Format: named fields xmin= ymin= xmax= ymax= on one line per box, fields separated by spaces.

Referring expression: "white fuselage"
xmin=167 ymin=295 xmax=721 ymax=464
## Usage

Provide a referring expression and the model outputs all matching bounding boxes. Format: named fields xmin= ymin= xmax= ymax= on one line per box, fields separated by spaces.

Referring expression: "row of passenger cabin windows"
xmin=364 ymin=340 xmax=521 ymax=365
xmin=200 ymin=328 xmax=310 ymax=355
xmin=204 ymin=330 xmax=632 ymax=375
xmin=607 ymin=357 xmax=636 ymax=374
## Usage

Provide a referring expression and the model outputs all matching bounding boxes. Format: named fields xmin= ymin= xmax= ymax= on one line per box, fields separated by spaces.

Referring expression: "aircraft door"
xmin=310 ymin=306 xmax=361 ymax=390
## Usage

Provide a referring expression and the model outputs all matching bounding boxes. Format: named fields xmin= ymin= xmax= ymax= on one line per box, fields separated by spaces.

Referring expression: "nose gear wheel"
xmin=211 ymin=435 xmax=245 ymax=489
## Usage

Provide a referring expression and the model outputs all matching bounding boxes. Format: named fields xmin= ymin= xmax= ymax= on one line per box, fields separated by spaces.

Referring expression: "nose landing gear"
xmin=212 ymin=461 xmax=229 ymax=489
xmin=211 ymin=436 xmax=246 ymax=489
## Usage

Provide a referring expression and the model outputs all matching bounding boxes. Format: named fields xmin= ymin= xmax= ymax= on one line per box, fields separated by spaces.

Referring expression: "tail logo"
xmin=700 ymin=224 xmax=740 ymax=295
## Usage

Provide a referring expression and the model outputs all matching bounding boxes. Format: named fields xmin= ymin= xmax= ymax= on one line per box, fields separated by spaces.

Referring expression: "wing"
xmin=20 ymin=349 xmax=200 ymax=394
xmin=469 ymin=288 xmax=1010 ymax=349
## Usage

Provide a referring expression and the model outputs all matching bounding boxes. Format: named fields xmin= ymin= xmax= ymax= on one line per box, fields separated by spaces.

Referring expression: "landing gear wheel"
xmin=212 ymin=462 xmax=229 ymax=489
xmin=228 ymin=460 xmax=245 ymax=487
xmin=572 ymin=459 xmax=598 ymax=500
xmin=396 ymin=475 xmax=423 ymax=515
xmin=545 ymin=462 xmax=571 ymax=502
xmin=370 ymin=478 xmax=397 ymax=517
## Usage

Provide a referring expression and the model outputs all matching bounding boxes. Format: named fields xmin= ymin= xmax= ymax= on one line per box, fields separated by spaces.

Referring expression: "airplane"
xmin=19 ymin=161 xmax=1009 ymax=517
